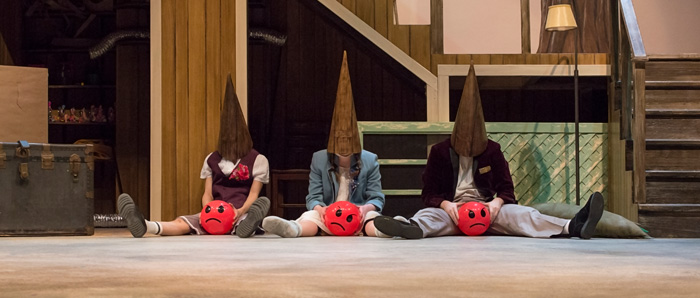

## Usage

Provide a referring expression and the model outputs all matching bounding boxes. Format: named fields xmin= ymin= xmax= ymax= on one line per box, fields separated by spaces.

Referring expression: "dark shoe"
xmin=373 ymin=216 xmax=423 ymax=239
xmin=569 ymin=192 xmax=604 ymax=239
xmin=117 ymin=193 xmax=146 ymax=238
xmin=236 ymin=196 xmax=270 ymax=238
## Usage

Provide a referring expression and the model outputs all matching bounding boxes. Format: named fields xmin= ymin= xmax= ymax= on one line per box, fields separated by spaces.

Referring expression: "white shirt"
xmin=199 ymin=152 xmax=270 ymax=184
xmin=454 ymin=155 xmax=484 ymax=202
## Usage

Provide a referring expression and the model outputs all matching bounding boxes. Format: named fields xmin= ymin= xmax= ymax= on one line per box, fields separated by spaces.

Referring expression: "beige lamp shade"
xmin=545 ymin=4 xmax=577 ymax=31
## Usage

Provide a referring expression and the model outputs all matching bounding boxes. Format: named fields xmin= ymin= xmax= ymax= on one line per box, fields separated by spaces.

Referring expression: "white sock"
xmin=262 ymin=216 xmax=301 ymax=238
xmin=146 ymin=221 xmax=162 ymax=235
xmin=562 ymin=220 xmax=570 ymax=234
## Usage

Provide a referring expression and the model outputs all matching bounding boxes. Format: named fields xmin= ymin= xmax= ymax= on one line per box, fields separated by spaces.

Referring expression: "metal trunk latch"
xmin=69 ymin=154 xmax=81 ymax=182
xmin=42 ymin=144 xmax=55 ymax=170
xmin=0 ymin=144 xmax=6 ymax=169
xmin=16 ymin=141 xmax=30 ymax=180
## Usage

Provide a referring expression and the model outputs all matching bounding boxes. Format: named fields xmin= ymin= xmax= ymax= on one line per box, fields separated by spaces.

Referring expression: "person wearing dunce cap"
xmin=373 ymin=63 xmax=605 ymax=239
xmin=263 ymin=51 xmax=399 ymax=237
xmin=118 ymin=74 xmax=271 ymax=238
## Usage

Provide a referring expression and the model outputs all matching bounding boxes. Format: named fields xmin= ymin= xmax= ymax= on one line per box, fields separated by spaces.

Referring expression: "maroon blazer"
xmin=421 ymin=138 xmax=516 ymax=208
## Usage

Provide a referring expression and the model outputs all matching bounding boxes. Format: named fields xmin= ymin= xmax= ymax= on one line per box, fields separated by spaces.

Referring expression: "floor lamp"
xmin=545 ymin=3 xmax=581 ymax=205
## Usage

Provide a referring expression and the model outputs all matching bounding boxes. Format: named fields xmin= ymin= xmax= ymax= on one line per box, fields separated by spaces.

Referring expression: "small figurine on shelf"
xmin=107 ymin=107 xmax=115 ymax=123
xmin=48 ymin=101 xmax=53 ymax=122
xmin=90 ymin=105 xmax=97 ymax=122
xmin=68 ymin=107 xmax=77 ymax=123
xmin=95 ymin=105 xmax=107 ymax=123
xmin=58 ymin=105 xmax=66 ymax=123
xmin=80 ymin=108 xmax=90 ymax=123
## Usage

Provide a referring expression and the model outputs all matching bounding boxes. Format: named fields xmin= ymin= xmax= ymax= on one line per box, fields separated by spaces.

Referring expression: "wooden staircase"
xmin=637 ymin=57 xmax=700 ymax=237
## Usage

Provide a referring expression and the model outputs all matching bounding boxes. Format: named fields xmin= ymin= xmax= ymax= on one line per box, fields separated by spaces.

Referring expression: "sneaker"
xmin=117 ymin=193 xmax=146 ymax=238
xmin=236 ymin=196 xmax=270 ymax=238
xmin=373 ymin=216 xmax=423 ymax=239
xmin=262 ymin=216 xmax=301 ymax=238
xmin=569 ymin=192 xmax=604 ymax=239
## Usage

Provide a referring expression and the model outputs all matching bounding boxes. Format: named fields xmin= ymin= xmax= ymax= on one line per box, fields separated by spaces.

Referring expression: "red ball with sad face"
xmin=324 ymin=201 xmax=362 ymax=236
xmin=200 ymin=200 xmax=236 ymax=235
xmin=457 ymin=201 xmax=491 ymax=236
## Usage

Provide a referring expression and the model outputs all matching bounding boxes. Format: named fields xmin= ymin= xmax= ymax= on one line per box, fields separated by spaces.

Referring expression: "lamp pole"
xmin=572 ymin=0 xmax=580 ymax=205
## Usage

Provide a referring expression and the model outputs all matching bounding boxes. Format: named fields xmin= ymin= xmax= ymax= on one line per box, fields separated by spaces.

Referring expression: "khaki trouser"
xmin=412 ymin=204 xmax=569 ymax=238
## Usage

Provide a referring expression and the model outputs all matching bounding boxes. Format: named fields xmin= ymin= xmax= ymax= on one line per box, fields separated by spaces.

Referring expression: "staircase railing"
xmin=613 ymin=0 xmax=647 ymax=203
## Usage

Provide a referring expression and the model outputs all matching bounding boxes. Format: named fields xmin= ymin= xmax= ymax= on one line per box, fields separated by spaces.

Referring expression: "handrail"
xmin=619 ymin=0 xmax=647 ymax=60
xmin=614 ymin=0 xmax=648 ymax=205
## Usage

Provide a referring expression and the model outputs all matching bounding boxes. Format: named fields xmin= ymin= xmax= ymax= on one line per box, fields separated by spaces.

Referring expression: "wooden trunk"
xmin=0 ymin=141 xmax=94 ymax=236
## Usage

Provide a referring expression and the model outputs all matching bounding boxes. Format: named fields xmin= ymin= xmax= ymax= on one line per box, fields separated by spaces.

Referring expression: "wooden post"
xmin=431 ymin=0 xmax=443 ymax=54
xmin=521 ymin=0 xmax=531 ymax=54
xmin=632 ymin=61 xmax=646 ymax=204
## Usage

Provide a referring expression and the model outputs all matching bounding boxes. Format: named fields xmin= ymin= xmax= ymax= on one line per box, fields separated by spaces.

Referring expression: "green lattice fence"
xmin=358 ymin=122 xmax=608 ymax=205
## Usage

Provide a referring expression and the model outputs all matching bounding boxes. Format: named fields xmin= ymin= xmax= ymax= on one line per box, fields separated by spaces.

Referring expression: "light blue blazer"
xmin=305 ymin=150 xmax=385 ymax=212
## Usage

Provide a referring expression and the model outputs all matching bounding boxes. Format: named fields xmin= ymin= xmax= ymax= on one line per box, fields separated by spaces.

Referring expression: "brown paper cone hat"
xmin=218 ymin=74 xmax=253 ymax=161
xmin=327 ymin=51 xmax=362 ymax=156
xmin=451 ymin=63 xmax=488 ymax=157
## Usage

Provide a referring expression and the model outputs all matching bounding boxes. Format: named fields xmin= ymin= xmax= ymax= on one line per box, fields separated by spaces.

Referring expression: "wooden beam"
xmin=151 ymin=0 xmax=163 ymax=220
xmin=632 ymin=62 xmax=646 ymax=204
xmin=430 ymin=0 xmax=443 ymax=54
xmin=521 ymin=0 xmax=530 ymax=54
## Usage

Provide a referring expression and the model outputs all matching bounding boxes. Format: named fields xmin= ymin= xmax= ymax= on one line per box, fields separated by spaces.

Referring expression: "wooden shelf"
xmin=49 ymin=122 xmax=113 ymax=126
xmin=49 ymin=85 xmax=116 ymax=89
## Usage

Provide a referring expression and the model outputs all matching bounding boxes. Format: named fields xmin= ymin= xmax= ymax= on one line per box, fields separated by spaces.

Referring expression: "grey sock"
xmin=262 ymin=216 xmax=301 ymax=238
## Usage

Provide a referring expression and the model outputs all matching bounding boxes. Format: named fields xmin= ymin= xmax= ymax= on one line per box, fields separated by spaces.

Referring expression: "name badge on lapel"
xmin=478 ymin=166 xmax=491 ymax=174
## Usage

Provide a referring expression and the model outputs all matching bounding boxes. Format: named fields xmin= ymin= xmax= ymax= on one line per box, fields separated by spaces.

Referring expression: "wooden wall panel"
xmin=410 ymin=25 xmax=431 ymax=69
xmin=205 ymin=1 xmax=222 ymax=155
xmin=386 ymin=0 xmax=410 ymax=55
xmin=174 ymin=0 xmax=190 ymax=217
xmin=187 ymin=0 xmax=207 ymax=213
xmin=374 ymin=0 xmax=389 ymax=38
xmin=116 ymin=2 xmax=151 ymax=219
xmin=356 ymin=0 xmax=374 ymax=27
xmin=161 ymin=0 xmax=177 ymax=220
xmin=159 ymin=0 xmax=240 ymax=220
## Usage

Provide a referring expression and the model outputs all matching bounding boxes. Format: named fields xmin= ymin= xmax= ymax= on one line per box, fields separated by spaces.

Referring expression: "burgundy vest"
xmin=207 ymin=149 xmax=259 ymax=208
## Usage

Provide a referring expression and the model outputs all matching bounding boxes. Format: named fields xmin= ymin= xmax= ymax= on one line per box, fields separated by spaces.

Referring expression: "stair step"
xmin=646 ymin=81 xmax=700 ymax=89
xmin=646 ymin=170 xmax=700 ymax=180
xmin=648 ymin=55 xmax=700 ymax=61
xmin=646 ymin=139 xmax=700 ymax=147
xmin=646 ymin=60 xmax=700 ymax=82
xmin=645 ymin=148 xmax=700 ymax=171
xmin=646 ymin=89 xmax=700 ymax=111
xmin=639 ymin=204 xmax=700 ymax=213
xmin=646 ymin=118 xmax=700 ymax=140
xmin=647 ymin=180 xmax=700 ymax=204
xmin=646 ymin=109 xmax=700 ymax=117
xmin=638 ymin=207 xmax=700 ymax=238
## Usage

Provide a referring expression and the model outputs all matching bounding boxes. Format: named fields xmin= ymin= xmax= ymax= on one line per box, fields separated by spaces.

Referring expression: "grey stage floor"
xmin=1 ymin=229 xmax=700 ymax=298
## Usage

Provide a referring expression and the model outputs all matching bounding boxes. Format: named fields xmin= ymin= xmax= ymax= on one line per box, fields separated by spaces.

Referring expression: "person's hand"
xmin=313 ymin=205 xmax=328 ymax=223
xmin=484 ymin=197 xmax=504 ymax=221
xmin=440 ymin=200 xmax=465 ymax=225
xmin=358 ymin=204 xmax=377 ymax=221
